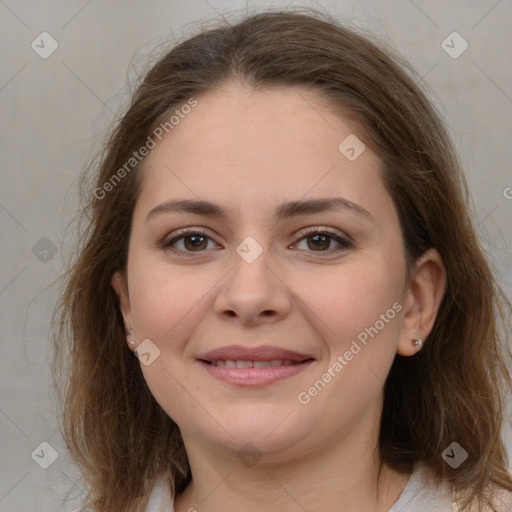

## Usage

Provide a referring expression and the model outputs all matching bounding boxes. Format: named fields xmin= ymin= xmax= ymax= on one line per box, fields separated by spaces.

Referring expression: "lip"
xmin=197 ymin=344 xmax=316 ymax=387
xmin=198 ymin=344 xmax=314 ymax=363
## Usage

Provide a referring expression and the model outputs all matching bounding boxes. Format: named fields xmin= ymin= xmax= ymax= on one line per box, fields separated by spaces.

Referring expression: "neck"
xmin=173 ymin=406 xmax=411 ymax=512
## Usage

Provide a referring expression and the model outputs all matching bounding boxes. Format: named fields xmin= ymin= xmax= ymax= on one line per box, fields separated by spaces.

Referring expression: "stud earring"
xmin=125 ymin=327 xmax=135 ymax=345
xmin=413 ymin=338 xmax=423 ymax=348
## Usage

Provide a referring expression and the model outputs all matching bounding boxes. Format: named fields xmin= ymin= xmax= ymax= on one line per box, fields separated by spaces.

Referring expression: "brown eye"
xmin=182 ymin=234 xmax=208 ymax=251
xmin=161 ymin=228 xmax=220 ymax=256
xmin=306 ymin=233 xmax=331 ymax=251
xmin=293 ymin=228 xmax=352 ymax=254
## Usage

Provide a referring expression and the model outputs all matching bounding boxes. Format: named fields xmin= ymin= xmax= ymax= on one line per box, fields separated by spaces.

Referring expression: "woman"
xmin=53 ymin=8 xmax=512 ymax=512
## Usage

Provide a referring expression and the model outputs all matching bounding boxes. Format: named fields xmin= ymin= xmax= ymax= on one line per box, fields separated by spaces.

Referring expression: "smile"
xmin=198 ymin=358 xmax=315 ymax=387
xmin=204 ymin=359 xmax=304 ymax=367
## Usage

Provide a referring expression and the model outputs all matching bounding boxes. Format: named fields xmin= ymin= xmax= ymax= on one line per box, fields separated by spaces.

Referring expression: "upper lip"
xmin=198 ymin=345 xmax=315 ymax=362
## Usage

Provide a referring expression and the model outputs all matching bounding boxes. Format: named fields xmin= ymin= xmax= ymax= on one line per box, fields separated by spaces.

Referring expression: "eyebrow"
xmin=146 ymin=197 xmax=374 ymax=224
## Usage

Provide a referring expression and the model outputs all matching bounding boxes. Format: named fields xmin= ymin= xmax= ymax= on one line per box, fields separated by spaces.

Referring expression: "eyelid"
xmin=290 ymin=226 xmax=353 ymax=254
xmin=160 ymin=225 xmax=353 ymax=256
xmin=160 ymin=226 xmax=217 ymax=247
xmin=293 ymin=225 xmax=352 ymax=242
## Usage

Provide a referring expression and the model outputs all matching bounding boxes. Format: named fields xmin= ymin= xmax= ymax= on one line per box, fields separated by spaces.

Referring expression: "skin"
xmin=112 ymin=80 xmax=446 ymax=512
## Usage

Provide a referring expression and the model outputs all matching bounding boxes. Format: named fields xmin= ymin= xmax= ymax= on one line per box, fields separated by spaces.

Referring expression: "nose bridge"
xmin=214 ymin=235 xmax=290 ymax=322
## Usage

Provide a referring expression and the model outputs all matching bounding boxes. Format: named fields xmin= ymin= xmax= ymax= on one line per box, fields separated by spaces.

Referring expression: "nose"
xmin=214 ymin=244 xmax=292 ymax=326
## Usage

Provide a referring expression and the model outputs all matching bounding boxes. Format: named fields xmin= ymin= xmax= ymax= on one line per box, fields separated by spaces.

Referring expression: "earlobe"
xmin=111 ymin=270 xmax=133 ymax=336
xmin=397 ymin=248 xmax=447 ymax=356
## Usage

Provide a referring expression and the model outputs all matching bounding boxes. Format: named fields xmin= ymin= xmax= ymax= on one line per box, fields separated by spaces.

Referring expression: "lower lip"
xmin=198 ymin=360 xmax=315 ymax=387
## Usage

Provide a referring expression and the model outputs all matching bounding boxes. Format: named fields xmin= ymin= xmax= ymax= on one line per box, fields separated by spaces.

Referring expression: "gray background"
xmin=1 ymin=1 xmax=511 ymax=510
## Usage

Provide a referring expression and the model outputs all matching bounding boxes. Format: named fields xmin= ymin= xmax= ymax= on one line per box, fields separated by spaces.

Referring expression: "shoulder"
xmin=452 ymin=484 xmax=512 ymax=512
xmin=145 ymin=473 xmax=175 ymax=512
xmin=388 ymin=464 xmax=453 ymax=511
xmin=391 ymin=464 xmax=512 ymax=512
xmin=62 ymin=475 xmax=176 ymax=512
xmin=490 ymin=487 xmax=512 ymax=511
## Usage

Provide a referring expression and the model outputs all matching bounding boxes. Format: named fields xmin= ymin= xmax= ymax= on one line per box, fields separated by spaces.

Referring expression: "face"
xmin=113 ymin=80 xmax=418 ymax=461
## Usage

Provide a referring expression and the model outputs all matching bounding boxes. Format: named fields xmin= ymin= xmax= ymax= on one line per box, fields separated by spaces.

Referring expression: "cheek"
xmin=300 ymin=260 xmax=403 ymax=349
xmin=293 ymin=262 xmax=403 ymax=426
xmin=128 ymin=258 xmax=212 ymax=342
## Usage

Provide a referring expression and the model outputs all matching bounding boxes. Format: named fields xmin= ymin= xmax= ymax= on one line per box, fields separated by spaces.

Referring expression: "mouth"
xmin=197 ymin=344 xmax=314 ymax=363
xmin=196 ymin=345 xmax=316 ymax=387
xmin=201 ymin=358 xmax=313 ymax=367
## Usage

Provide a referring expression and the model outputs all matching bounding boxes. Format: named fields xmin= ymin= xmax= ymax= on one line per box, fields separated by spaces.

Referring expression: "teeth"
xmin=253 ymin=360 xmax=270 ymax=368
xmin=236 ymin=360 xmax=253 ymax=368
xmin=212 ymin=359 xmax=299 ymax=367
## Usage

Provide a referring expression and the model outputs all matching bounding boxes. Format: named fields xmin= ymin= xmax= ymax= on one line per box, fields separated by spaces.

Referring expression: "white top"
xmin=387 ymin=464 xmax=453 ymax=511
xmin=145 ymin=464 xmax=454 ymax=512
xmin=70 ymin=463 xmax=512 ymax=511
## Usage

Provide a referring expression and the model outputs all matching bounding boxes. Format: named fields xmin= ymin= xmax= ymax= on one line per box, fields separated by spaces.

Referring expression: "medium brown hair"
xmin=52 ymin=7 xmax=512 ymax=511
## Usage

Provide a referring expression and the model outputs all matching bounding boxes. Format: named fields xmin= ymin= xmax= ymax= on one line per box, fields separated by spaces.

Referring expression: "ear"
xmin=111 ymin=270 xmax=133 ymax=333
xmin=397 ymin=248 xmax=447 ymax=356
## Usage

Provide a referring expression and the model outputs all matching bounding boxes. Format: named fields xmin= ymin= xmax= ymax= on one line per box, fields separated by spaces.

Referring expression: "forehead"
xmin=134 ymin=81 xmax=390 ymax=223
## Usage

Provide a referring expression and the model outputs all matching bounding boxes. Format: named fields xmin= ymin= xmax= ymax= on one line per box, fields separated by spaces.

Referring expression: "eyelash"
xmin=160 ymin=226 xmax=353 ymax=258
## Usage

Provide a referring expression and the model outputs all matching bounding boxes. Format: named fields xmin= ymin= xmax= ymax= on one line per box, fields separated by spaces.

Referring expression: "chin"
xmin=197 ymin=410 xmax=311 ymax=460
